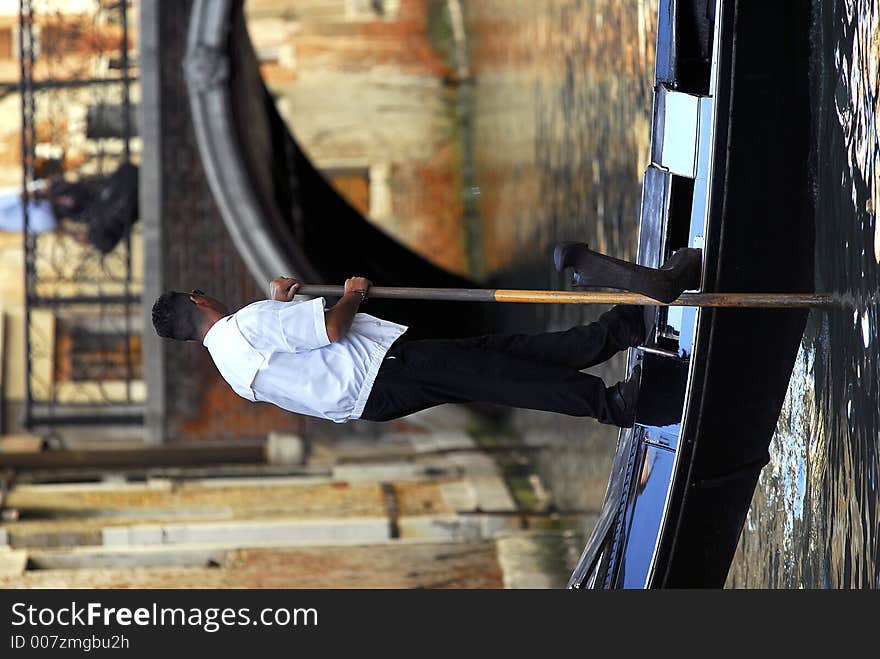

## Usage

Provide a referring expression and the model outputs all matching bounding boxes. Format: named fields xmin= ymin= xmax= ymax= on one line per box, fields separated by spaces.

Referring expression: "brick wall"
xmin=250 ymin=0 xmax=470 ymax=276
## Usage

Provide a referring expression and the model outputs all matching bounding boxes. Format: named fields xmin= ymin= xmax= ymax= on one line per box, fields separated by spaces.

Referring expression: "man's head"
xmin=151 ymin=290 xmax=228 ymax=342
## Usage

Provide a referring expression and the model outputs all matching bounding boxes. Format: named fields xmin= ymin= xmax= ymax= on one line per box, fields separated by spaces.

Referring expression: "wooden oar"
xmin=297 ymin=285 xmax=833 ymax=309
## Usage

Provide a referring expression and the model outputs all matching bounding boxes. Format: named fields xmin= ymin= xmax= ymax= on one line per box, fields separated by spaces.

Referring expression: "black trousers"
xmin=360 ymin=305 xmax=645 ymax=425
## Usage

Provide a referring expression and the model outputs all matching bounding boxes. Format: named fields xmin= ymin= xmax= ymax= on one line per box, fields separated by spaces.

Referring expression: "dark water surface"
xmin=466 ymin=0 xmax=880 ymax=587
xmin=727 ymin=0 xmax=879 ymax=588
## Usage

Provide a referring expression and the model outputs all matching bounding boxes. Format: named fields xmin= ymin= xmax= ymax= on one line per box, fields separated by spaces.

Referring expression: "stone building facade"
xmin=245 ymin=0 xmax=470 ymax=275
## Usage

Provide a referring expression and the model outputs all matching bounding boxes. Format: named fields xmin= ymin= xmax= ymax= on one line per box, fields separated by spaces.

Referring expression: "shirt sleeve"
xmin=277 ymin=297 xmax=331 ymax=352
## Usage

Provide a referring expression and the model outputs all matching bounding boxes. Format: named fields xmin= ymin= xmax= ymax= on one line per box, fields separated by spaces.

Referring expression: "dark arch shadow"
xmin=185 ymin=0 xmax=494 ymax=339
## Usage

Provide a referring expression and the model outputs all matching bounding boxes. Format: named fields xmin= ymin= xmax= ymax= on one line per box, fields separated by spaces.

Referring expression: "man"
xmin=1 ymin=164 xmax=138 ymax=253
xmin=151 ymin=244 xmax=701 ymax=428
xmin=0 ymin=180 xmax=58 ymax=233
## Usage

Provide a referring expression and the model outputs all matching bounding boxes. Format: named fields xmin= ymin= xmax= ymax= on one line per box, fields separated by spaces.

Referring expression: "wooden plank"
xmin=0 ymin=441 xmax=266 ymax=470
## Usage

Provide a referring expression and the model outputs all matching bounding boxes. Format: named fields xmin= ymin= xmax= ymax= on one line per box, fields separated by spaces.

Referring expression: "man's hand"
xmin=343 ymin=276 xmax=372 ymax=301
xmin=269 ymin=276 xmax=300 ymax=302
xmin=325 ymin=276 xmax=372 ymax=342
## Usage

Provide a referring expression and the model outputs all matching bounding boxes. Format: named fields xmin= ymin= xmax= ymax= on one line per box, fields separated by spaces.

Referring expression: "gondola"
xmin=567 ymin=0 xmax=815 ymax=588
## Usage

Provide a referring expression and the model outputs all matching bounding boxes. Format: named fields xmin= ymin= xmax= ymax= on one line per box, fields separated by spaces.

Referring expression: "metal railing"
xmin=18 ymin=0 xmax=143 ymax=430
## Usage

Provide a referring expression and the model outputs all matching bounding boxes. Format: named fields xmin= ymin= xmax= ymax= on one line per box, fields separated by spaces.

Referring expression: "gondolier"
xmin=151 ymin=245 xmax=701 ymax=428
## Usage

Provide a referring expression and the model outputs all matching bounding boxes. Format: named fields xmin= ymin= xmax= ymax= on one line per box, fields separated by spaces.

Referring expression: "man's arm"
xmin=324 ymin=277 xmax=371 ymax=343
xmin=268 ymin=275 xmax=370 ymax=344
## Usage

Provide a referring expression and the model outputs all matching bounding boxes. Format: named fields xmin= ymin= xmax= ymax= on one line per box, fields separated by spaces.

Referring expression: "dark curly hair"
xmin=151 ymin=291 xmax=201 ymax=341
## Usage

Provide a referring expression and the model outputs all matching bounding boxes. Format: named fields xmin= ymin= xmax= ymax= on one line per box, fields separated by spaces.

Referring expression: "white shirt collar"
xmin=202 ymin=315 xmax=231 ymax=348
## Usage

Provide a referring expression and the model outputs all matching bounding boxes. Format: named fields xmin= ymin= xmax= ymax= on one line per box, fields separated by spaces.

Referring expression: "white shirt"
xmin=0 ymin=185 xmax=57 ymax=233
xmin=203 ymin=298 xmax=407 ymax=423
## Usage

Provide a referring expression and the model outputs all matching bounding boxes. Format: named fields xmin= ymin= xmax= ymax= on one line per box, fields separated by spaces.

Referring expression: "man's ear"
xmin=189 ymin=295 xmax=203 ymax=306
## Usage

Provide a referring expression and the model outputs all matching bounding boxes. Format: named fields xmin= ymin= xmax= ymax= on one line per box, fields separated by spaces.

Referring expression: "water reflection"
xmin=727 ymin=0 xmax=879 ymax=588
xmin=466 ymin=0 xmax=657 ymax=521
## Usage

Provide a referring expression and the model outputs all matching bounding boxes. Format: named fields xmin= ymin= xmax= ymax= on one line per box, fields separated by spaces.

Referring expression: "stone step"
xmin=26 ymin=545 xmax=230 ymax=571
xmin=0 ymin=547 xmax=28 ymax=578
xmin=102 ymin=517 xmax=392 ymax=548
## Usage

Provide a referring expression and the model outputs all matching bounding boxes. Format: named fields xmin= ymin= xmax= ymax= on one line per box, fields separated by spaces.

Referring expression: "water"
xmin=466 ymin=0 xmax=656 ymax=522
xmin=726 ymin=0 xmax=880 ymax=588
xmin=465 ymin=0 xmax=880 ymax=587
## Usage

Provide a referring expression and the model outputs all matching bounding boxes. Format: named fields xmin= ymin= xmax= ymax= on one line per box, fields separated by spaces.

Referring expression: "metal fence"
xmin=18 ymin=0 xmax=142 ymax=429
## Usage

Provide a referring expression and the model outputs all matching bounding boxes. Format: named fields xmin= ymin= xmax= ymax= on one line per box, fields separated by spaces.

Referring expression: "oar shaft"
xmin=297 ymin=285 xmax=832 ymax=308
xmin=300 ymin=285 xmax=493 ymax=302
xmin=496 ymin=290 xmax=834 ymax=308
